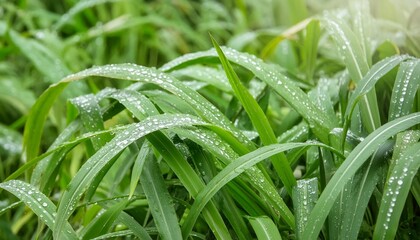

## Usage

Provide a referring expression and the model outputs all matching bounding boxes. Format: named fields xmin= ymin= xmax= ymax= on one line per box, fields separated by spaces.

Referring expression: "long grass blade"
xmin=373 ymin=143 xmax=420 ymax=240
xmin=211 ymin=36 xmax=296 ymax=194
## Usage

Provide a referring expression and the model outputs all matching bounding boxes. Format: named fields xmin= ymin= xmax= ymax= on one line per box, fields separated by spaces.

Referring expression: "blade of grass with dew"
xmin=350 ymin=0 xmax=373 ymax=67
xmin=140 ymin=154 xmax=183 ymax=240
xmin=129 ymin=142 xmax=150 ymax=199
xmin=181 ymin=141 xmax=342 ymax=238
xmin=373 ymin=142 xmax=420 ymax=240
xmin=302 ymin=19 xmax=320 ymax=83
xmin=247 ymin=216 xmax=282 ymax=240
xmin=292 ymin=178 xmax=318 ymax=240
xmin=211 ymin=35 xmax=296 ymax=194
xmin=0 ymin=180 xmax=77 ymax=239
xmin=80 ymin=199 xmax=128 ymax=240
xmin=161 ymin=47 xmax=335 ymax=143
xmin=323 ymin=14 xmax=380 ymax=133
xmin=388 ymin=59 xmax=420 ymax=121
xmin=337 ymin=140 xmax=392 ymax=239
xmin=302 ymin=112 xmax=420 ymax=239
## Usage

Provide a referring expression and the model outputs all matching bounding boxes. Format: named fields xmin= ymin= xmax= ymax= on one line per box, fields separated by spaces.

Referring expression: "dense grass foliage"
xmin=1 ymin=0 xmax=420 ymax=239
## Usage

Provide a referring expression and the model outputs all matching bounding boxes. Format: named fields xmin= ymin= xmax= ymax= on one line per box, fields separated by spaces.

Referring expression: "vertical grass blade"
xmin=292 ymin=178 xmax=318 ymax=240
xmin=211 ymin=36 xmax=296 ymax=194
xmin=323 ymin=14 xmax=380 ymax=133
xmin=140 ymin=154 xmax=183 ymax=240
xmin=388 ymin=59 xmax=420 ymax=121
xmin=373 ymin=143 xmax=420 ymax=240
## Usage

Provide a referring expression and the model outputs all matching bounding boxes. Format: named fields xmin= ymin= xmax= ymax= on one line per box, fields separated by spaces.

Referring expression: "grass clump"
xmin=1 ymin=0 xmax=420 ymax=239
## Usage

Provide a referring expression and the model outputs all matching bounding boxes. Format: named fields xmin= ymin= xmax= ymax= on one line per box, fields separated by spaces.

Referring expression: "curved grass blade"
xmin=171 ymin=66 xmax=231 ymax=92
xmin=140 ymin=154 xmax=183 ymax=240
xmin=302 ymin=112 xmax=420 ymax=239
xmin=292 ymin=178 xmax=318 ymax=240
xmin=211 ymin=36 xmax=296 ymax=194
xmin=0 ymin=180 xmax=77 ymax=239
xmin=161 ymin=47 xmax=335 ymax=143
xmin=129 ymin=142 xmax=149 ymax=199
xmin=53 ymin=114 xmax=207 ymax=239
xmin=247 ymin=216 xmax=282 ymax=240
xmin=373 ymin=143 xmax=420 ymax=240
xmin=388 ymin=59 xmax=420 ymax=121
xmin=181 ymin=141 xmax=342 ymax=238
xmin=80 ymin=199 xmax=128 ymax=240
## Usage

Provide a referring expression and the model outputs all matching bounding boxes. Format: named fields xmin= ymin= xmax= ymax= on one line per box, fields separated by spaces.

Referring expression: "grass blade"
xmin=211 ymin=35 xmax=296 ymax=194
xmin=140 ymin=153 xmax=183 ymax=240
xmin=292 ymin=178 xmax=318 ymax=240
xmin=388 ymin=59 xmax=420 ymax=121
xmin=247 ymin=216 xmax=282 ymax=240
xmin=373 ymin=143 xmax=420 ymax=240
xmin=0 ymin=180 xmax=77 ymax=239
xmin=80 ymin=200 xmax=128 ymax=240
xmin=323 ymin=14 xmax=380 ymax=133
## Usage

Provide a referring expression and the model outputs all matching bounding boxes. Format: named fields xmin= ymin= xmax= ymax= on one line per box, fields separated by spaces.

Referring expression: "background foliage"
xmin=1 ymin=0 xmax=420 ymax=239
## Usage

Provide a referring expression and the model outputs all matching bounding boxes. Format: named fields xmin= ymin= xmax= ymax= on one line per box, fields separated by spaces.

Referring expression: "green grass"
xmin=1 ymin=0 xmax=420 ymax=239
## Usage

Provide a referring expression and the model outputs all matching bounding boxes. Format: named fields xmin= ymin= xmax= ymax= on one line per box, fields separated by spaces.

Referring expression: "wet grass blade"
xmin=247 ymin=216 xmax=282 ymax=240
xmin=388 ymin=59 xmax=420 ymax=121
xmin=211 ymin=36 xmax=296 ymax=194
xmin=80 ymin=200 xmax=128 ymax=240
xmin=0 ymin=180 xmax=77 ymax=239
xmin=323 ymin=14 xmax=380 ymax=133
xmin=140 ymin=153 xmax=183 ymax=240
xmin=292 ymin=178 xmax=318 ymax=240
xmin=373 ymin=143 xmax=420 ymax=240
